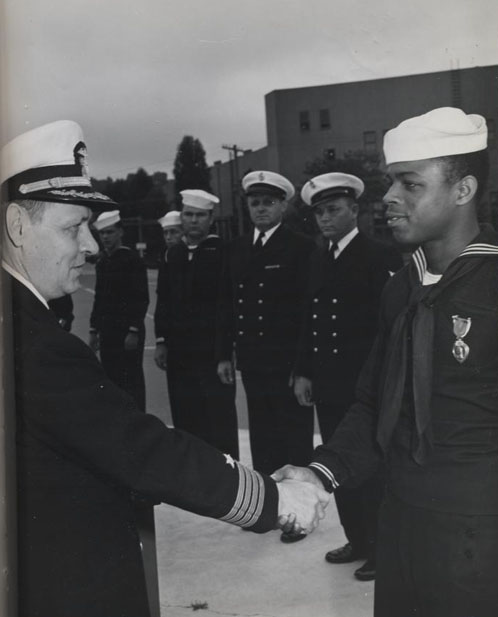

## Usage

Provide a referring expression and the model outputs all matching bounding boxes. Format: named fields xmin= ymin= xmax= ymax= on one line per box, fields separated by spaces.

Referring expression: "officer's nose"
xmin=81 ymin=224 xmax=99 ymax=256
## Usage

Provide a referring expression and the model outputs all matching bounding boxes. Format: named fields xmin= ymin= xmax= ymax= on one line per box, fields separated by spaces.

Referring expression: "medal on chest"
xmin=451 ymin=315 xmax=471 ymax=364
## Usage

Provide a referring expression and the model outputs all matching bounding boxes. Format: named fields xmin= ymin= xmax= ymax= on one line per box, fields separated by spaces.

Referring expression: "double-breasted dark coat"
xmin=10 ymin=274 xmax=277 ymax=617
xmin=217 ymin=224 xmax=315 ymax=473
xmin=295 ymin=232 xmax=403 ymax=412
xmin=295 ymin=231 xmax=402 ymax=554
xmin=217 ymin=224 xmax=314 ymax=373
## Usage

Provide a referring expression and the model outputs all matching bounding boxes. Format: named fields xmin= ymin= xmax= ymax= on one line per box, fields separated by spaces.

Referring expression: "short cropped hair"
xmin=438 ymin=149 xmax=489 ymax=203
xmin=15 ymin=199 xmax=50 ymax=222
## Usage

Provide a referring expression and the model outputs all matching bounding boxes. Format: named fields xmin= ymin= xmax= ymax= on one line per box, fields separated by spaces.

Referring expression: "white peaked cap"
xmin=0 ymin=120 xmax=116 ymax=209
xmin=242 ymin=170 xmax=295 ymax=200
xmin=301 ymin=172 xmax=364 ymax=206
xmin=94 ymin=210 xmax=121 ymax=231
xmin=383 ymin=107 xmax=488 ymax=165
xmin=180 ymin=189 xmax=219 ymax=210
xmin=158 ymin=210 xmax=182 ymax=228
xmin=1 ymin=120 xmax=85 ymax=182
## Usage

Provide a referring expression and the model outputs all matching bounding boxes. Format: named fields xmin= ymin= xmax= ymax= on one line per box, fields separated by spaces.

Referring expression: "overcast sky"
xmin=2 ymin=0 xmax=497 ymax=179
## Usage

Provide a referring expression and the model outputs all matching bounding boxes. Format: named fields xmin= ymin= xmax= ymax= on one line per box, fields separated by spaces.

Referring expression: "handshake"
xmin=272 ymin=465 xmax=330 ymax=536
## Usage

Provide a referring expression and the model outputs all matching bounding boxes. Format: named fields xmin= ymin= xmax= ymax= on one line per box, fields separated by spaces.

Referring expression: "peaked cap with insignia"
xmin=242 ymin=170 xmax=295 ymax=200
xmin=1 ymin=120 xmax=117 ymax=210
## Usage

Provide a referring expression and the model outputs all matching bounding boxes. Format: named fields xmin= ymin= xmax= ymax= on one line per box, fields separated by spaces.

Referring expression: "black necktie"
xmin=254 ymin=231 xmax=265 ymax=252
xmin=328 ymin=242 xmax=338 ymax=261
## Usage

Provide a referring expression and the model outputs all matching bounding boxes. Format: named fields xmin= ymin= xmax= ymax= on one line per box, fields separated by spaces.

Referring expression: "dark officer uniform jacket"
xmin=154 ymin=234 xmax=239 ymax=457
xmin=8 ymin=271 xmax=277 ymax=617
xmin=217 ymin=223 xmax=315 ymax=473
xmin=90 ymin=245 xmax=149 ymax=409
xmin=295 ymin=229 xmax=402 ymax=555
xmin=218 ymin=224 xmax=314 ymax=374
xmin=309 ymin=229 xmax=498 ymax=616
xmin=295 ymin=230 xmax=403 ymax=410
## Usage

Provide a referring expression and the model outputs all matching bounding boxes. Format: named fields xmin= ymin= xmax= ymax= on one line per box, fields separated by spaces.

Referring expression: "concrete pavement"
xmin=72 ymin=265 xmax=374 ymax=617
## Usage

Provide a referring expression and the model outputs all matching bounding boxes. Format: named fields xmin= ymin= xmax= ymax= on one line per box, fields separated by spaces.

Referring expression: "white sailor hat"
xmin=383 ymin=107 xmax=488 ymax=165
xmin=242 ymin=171 xmax=295 ymax=200
xmin=180 ymin=189 xmax=219 ymax=210
xmin=301 ymin=172 xmax=364 ymax=206
xmin=158 ymin=210 xmax=182 ymax=229
xmin=93 ymin=210 xmax=121 ymax=231
xmin=0 ymin=120 xmax=117 ymax=209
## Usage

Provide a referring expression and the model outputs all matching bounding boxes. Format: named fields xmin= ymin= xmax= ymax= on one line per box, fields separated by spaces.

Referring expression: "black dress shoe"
xmin=354 ymin=559 xmax=376 ymax=581
xmin=280 ymin=531 xmax=307 ymax=544
xmin=324 ymin=542 xmax=364 ymax=564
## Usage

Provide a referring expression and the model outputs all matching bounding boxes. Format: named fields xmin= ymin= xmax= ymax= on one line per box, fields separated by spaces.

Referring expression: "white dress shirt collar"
xmin=253 ymin=223 xmax=281 ymax=246
xmin=329 ymin=226 xmax=359 ymax=259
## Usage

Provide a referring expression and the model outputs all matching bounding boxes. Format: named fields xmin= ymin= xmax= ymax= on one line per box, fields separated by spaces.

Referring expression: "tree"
xmin=173 ymin=136 xmax=211 ymax=205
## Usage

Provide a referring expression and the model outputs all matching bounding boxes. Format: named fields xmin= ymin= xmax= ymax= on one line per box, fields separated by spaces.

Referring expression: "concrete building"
xmin=209 ymin=65 xmax=498 ymax=236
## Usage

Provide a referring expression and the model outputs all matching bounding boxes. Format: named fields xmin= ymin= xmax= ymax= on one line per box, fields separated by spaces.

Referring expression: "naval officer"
xmin=295 ymin=172 xmax=402 ymax=579
xmin=217 ymin=171 xmax=315 ymax=534
xmin=1 ymin=120 xmax=329 ymax=617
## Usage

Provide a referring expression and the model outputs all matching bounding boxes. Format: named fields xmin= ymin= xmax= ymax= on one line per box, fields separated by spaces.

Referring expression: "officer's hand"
xmin=217 ymin=360 xmax=235 ymax=385
xmin=154 ymin=344 xmax=168 ymax=370
xmin=89 ymin=332 xmax=100 ymax=353
xmin=294 ymin=375 xmax=314 ymax=406
xmin=124 ymin=332 xmax=139 ymax=351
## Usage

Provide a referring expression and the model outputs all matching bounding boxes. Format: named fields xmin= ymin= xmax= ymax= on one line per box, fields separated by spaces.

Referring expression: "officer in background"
xmin=295 ymin=173 xmax=403 ymax=579
xmin=89 ymin=210 xmax=149 ymax=410
xmin=155 ymin=190 xmax=239 ymax=458
xmin=217 ymin=171 xmax=315 ymax=540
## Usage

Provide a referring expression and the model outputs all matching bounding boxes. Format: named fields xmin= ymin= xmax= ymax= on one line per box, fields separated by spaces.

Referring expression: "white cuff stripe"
xmin=309 ymin=463 xmax=339 ymax=489
xmin=220 ymin=462 xmax=265 ymax=528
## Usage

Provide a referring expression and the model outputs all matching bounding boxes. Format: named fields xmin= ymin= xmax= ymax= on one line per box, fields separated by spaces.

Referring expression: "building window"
xmin=319 ymin=109 xmax=331 ymax=130
xmin=363 ymin=130 xmax=377 ymax=152
xmin=487 ymin=119 xmax=496 ymax=145
xmin=299 ymin=111 xmax=310 ymax=132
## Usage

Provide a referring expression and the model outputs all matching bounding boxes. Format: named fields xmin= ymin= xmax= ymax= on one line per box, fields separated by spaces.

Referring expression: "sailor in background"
xmin=155 ymin=190 xmax=239 ymax=457
xmin=89 ymin=209 xmax=149 ymax=410
xmin=157 ymin=209 xmax=183 ymax=249
xmin=217 ymin=171 xmax=315 ymax=540
xmin=274 ymin=107 xmax=498 ymax=617
xmin=295 ymin=172 xmax=403 ymax=579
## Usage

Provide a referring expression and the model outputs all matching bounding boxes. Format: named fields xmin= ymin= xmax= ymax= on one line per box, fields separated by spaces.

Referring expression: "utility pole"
xmin=222 ymin=144 xmax=245 ymax=236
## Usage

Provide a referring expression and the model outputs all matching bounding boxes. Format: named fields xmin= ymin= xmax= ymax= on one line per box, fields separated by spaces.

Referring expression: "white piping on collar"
xmin=411 ymin=241 xmax=498 ymax=283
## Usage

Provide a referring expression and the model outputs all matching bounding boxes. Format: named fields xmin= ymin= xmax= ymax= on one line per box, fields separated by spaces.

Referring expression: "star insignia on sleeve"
xmin=224 ymin=453 xmax=236 ymax=468
xmin=388 ymin=271 xmax=395 ymax=277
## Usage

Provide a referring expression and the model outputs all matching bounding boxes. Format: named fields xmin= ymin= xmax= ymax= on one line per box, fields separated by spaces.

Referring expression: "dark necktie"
xmin=254 ymin=231 xmax=266 ymax=252
xmin=328 ymin=242 xmax=338 ymax=261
